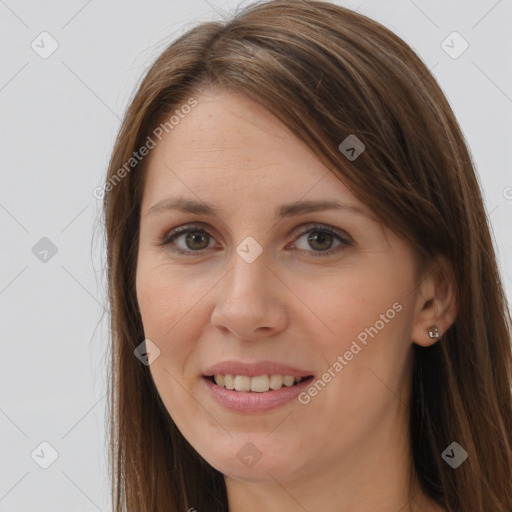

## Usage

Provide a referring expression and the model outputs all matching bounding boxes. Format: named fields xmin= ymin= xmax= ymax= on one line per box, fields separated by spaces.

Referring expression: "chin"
xmin=203 ymin=440 xmax=308 ymax=483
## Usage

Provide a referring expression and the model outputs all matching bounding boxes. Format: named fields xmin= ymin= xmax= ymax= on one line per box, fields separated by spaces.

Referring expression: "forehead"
xmin=141 ymin=89 xmax=358 ymax=211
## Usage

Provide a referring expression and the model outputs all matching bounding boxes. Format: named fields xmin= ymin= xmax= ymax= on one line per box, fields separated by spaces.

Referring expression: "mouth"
xmin=204 ymin=374 xmax=315 ymax=393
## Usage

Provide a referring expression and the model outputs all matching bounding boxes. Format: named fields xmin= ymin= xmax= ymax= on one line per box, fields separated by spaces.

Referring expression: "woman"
xmin=102 ymin=1 xmax=512 ymax=510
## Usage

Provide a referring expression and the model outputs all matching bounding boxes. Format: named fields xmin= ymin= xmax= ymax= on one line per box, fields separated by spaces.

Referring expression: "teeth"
xmin=212 ymin=374 xmax=305 ymax=392
xmin=234 ymin=375 xmax=251 ymax=392
xmin=224 ymin=374 xmax=235 ymax=390
xmin=283 ymin=375 xmax=295 ymax=387
xmin=251 ymin=375 xmax=269 ymax=392
xmin=269 ymin=375 xmax=283 ymax=389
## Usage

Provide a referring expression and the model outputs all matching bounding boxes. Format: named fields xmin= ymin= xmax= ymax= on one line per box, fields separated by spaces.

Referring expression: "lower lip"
xmin=201 ymin=376 xmax=314 ymax=413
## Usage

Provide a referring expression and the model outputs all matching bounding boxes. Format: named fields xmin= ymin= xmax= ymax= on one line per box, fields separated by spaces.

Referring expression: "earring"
xmin=427 ymin=325 xmax=440 ymax=339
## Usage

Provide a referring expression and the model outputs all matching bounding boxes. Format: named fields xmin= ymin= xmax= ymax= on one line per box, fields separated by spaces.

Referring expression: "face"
xmin=136 ymin=88 xmax=425 ymax=484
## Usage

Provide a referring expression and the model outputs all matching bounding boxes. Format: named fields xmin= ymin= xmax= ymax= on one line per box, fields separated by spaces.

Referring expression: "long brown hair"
xmin=102 ymin=1 xmax=512 ymax=510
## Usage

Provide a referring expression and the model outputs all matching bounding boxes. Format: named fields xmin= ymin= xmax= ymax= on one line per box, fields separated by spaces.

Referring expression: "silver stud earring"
xmin=427 ymin=325 xmax=440 ymax=339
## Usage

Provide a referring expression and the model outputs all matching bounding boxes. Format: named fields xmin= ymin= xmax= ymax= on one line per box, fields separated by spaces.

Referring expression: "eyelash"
xmin=159 ymin=223 xmax=353 ymax=258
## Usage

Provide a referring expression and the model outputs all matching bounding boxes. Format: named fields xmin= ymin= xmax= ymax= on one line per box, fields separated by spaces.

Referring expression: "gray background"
xmin=0 ymin=0 xmax=511 ymax=510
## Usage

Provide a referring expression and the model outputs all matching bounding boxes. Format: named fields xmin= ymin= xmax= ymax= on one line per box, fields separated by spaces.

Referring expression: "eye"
xmin=160 ymin=223 xmax=217 ymax=255
xmin=160 ymin=223 xmax=352 ymax=258
xmin=288 ymin=224 xmax=352 ymax=257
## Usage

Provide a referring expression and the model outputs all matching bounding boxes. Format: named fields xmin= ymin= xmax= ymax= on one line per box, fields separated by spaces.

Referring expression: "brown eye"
xmin=183 ymin=231 xmax=210 ymax=251
xmin=161 ymin=225 xmax=216 ymax=255
xmin=161 ymin=223 xmax=352 ymax=258
xmin=307 ymin=231 xmax=335 ymax=251
xmin=291 ymin=224 xmax=352 ymax=258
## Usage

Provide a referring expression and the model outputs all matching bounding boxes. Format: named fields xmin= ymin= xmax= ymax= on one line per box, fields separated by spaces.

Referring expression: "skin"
xmin=135 ymin=87 xmax=457 ymax=512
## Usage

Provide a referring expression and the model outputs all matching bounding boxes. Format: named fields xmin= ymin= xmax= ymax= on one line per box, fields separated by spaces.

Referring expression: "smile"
xmin=208 ymin=374 xmax=309 ymax=392
xmin=201 ymin=375 xmax=315 ymax=413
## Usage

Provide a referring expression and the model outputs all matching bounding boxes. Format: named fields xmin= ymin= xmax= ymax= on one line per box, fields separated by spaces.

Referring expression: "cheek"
xmin=136 ymin=266 xmax=208 ymax=422
xmin=136 ymin=264 xmax=196 ymax=369
xmin=136 ymin=260 xmax=201 ymax=334
xmin=311 ymin=271 xmax=415 ymax=404
xmin=298 ymin=269 xmax=416 ymax=421
xmin=294 ymin=266 xmax=412 ymax=355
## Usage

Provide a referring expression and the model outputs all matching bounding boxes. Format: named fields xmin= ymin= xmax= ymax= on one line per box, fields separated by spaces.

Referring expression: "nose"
xmin=210 ymin=249 xmax=289 ymax=341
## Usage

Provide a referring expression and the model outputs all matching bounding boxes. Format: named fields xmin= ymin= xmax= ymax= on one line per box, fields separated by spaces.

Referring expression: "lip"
xmin=203 ymin=360 xmax=314 ymax=379
xmin=202 ymin=375 xmax=315 ymax=413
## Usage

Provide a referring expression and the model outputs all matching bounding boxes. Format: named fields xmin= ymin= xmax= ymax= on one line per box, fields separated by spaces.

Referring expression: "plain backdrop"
xmin=0 ymin=0 xmax=511 ymax=510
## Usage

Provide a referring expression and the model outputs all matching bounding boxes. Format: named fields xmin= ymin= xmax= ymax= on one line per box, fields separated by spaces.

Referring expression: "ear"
xmin=411 ymin=255 xmax=458 ymax=347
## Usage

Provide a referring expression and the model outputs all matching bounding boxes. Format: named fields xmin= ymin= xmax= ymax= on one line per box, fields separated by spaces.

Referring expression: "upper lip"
xmin=203 ymin=360 xmax=314 ymax=378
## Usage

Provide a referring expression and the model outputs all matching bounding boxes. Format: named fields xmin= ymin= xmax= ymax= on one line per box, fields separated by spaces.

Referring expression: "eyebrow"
xmin=145 ymin=196 xmax=373 ymax=221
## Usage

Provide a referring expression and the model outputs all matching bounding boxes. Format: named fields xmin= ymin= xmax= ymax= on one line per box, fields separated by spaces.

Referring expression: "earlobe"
xmin=426 ymin=325 xmax=440 ymax=340
xmin=411 ymin=256 xmax=458 ymax=347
